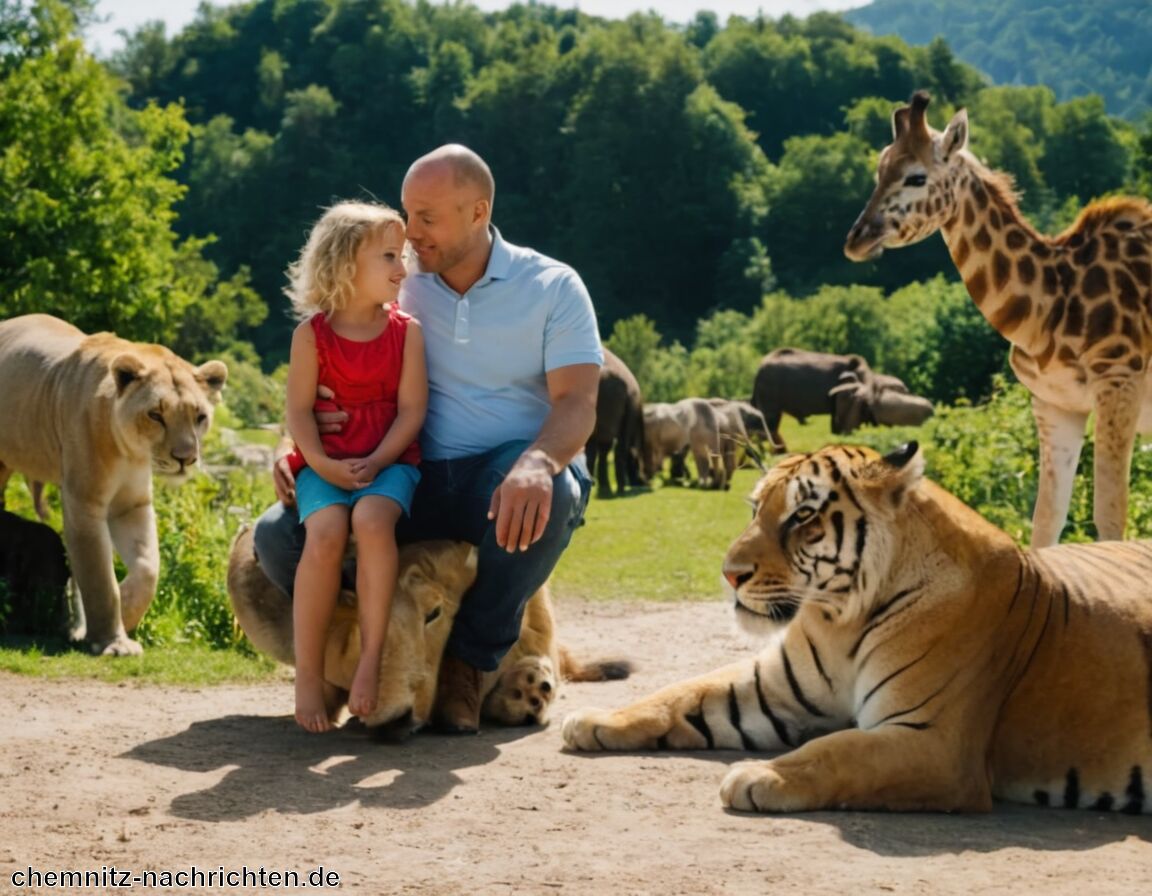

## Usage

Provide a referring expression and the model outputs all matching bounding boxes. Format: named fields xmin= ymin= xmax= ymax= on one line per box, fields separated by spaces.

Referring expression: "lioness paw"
xmin=719 ymin=761 xmax=796 ymax=813
xmin=95 ymin=636 xmax=144 ymax=657
xmin=485 ymin=656 xmax=557 ymax=726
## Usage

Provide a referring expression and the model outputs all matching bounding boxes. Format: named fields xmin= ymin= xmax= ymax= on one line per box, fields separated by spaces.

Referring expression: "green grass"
xmin=0 ymin=640 xmax=280 ymax=684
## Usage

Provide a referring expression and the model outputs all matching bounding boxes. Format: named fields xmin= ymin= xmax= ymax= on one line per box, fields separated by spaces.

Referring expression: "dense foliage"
xmin=103 ymin=0 xmax=1150 ymax=368
xmin=847 ymin=0 xmax=1152 ymax=121
xmin=0 ymin=0 xmax=263 ymax=355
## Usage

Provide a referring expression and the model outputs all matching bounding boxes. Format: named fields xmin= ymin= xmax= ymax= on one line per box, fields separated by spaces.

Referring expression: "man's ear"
xmin=472 ymin=198 xmax=491 ymax=226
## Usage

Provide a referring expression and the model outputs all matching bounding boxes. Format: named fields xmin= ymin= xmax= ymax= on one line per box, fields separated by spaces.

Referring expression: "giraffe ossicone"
xmin=845 ymin=90 xmax=1152 ymax=547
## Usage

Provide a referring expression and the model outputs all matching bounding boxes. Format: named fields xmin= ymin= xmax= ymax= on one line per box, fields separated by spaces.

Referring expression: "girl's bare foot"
xmin=294 ymin=674 xmax=333 ymax=733
xmin=348 ymin=655 xmax=380 ymax=718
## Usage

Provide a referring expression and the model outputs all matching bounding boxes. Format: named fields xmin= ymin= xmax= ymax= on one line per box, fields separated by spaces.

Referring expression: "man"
xmin=253 ymin=144 xmax=602 ymax=734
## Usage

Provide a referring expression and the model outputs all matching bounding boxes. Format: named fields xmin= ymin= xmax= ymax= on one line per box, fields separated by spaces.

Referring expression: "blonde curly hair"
xmin=285 ymin=201 xmax=406 ymax=319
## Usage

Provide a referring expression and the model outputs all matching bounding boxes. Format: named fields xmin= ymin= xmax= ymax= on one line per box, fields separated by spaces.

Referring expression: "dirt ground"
xmin=2 ymin=598 xmax=1150 ymax=896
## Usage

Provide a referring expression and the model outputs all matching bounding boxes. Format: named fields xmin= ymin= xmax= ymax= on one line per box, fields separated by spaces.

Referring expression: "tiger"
xmin=562 ymin=442 xmax=1152 ymax=813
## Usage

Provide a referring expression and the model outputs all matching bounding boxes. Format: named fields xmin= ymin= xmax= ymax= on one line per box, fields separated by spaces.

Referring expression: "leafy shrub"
xmin=136 ymin=468 xmax=275 ymax=650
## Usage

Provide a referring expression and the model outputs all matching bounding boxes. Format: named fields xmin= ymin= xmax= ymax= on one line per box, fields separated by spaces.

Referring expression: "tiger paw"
xmin=719 ymin=761 xmax=799 ymax=813
xmin=561 ymin=708 xmax=614 ymax=751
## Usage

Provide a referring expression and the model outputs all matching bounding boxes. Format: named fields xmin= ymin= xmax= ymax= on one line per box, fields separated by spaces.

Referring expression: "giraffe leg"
xmin=1030 ymin=396 xmax=1087 ymax=548
xmin=1090 ymin=378 xmax=1143 ymax=541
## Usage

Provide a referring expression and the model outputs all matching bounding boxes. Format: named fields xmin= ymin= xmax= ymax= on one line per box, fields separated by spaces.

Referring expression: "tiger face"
xmin=722 ymin=443 xmax=924 ymax=635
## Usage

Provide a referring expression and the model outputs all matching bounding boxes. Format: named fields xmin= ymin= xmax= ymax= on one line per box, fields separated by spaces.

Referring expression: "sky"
xmin=84 ymin=0 xmax=863 ymax=55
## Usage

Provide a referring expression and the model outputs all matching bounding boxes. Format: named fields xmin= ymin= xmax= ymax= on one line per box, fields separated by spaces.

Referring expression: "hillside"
xmin=845 ymin=0 xmax=1152 ymax=120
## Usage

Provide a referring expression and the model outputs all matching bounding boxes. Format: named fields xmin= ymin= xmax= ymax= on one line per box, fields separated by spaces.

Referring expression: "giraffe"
xmin=844 ymin=91 xmax=1152 ymax=547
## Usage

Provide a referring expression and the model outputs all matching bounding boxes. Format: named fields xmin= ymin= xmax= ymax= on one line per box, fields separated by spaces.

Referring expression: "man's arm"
xmin=271 ymin=383 xmax=350 ymax=508
xmin=488 ymin=362 xmax=599 ymax=552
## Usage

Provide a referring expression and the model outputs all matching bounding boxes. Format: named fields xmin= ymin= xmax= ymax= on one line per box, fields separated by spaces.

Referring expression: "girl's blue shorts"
xmin=295 ymin=463 xmax=421 ymax=523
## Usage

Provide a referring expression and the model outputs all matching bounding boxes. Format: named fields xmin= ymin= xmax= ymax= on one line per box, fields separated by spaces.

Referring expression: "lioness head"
xmin=108 ymin=347 xmax=228 ymax=479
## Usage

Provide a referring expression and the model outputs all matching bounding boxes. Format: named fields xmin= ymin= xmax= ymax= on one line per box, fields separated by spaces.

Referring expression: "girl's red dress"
xmin=286 ymin=305 xmax=421 ymax=475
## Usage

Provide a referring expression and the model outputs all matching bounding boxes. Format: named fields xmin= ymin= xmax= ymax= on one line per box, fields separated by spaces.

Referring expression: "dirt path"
xmin=2 ymin=598 xmax=1150 ymax=895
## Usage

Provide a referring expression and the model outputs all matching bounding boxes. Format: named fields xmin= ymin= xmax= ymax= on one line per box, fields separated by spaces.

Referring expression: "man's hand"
xmin=272 ymin=455 xmax=297 ymax=508
xmin=315 ymin=384 xmax=348 ymax=435
xmin=488 ymin=449 xmax=557 ymax=552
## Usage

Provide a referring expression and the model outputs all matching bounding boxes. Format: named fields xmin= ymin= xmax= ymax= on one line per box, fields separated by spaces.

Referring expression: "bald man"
xmin=254 ymin=145 xmax=603 ymax=734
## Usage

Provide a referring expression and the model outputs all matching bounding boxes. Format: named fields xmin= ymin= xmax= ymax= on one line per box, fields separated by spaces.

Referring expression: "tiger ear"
xmin=877 ymin=441 xmax=924 ymax=507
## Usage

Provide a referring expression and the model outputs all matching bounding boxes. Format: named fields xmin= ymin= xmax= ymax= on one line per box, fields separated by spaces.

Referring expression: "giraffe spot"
xmin=963 ymin=200 xmax=975 ymax=227
xmin=1005 ymin=229 xmax=1027 ymax=251
xmin=1122 ymin=315 xmax=1140 ymax=345
xmin=1034 ymin=338 xmax=1056 ymax=369
xmin=1115 ymin=270 xmax=1139 ymax=310
xmin=1090 ymin=361 xmax=1114 ymax=375
xmin=1033 ymin=242 xmax=1052 ymax=259
xmin=1057 ymin=344 xmax=1078 ymax=363
xmin=990 ymin=294 xmax=1031 ymax=335
xmin=1103 ymin=233 xmax=1119 ymax=260
xmin=1130 ymin=356 xmax=1144 ymax=372
xmin=954 ymin=237 xmax=970 ymax=268
xmin=1065 ymin=232 xmax=1085 ymax=249
xmin=973 ymin=226 xmax=992 ymax=251
xmin=1073 ymin=238 xmax=1099 ymax=266
xmin=1066 ymin=296 xmax=1084 ymax=336
xmin=1101 ymin=342 xmax=1129 ymax=360
xmin=1017 ymin=255 xmax=1036 ymax=285
xmin=1086 ymin=302 xmax=1117 ymax=344
xmin=1044 ymin=296 xmax=1066 ymax=332
xmin=1116 ymin=220 xmax=1134 ymax=231
xmin=993 ymin=251 xmax=1012 ymax=290
xmin=967 ymin=269 xmax=988 ymax=305
xmin=1130 ymin=260 xmax=1150 ymax=284
xmin=1042 ymin=266 xmax=1059 ymax=296
xmin=973 ymin=182 xmax=989 ymax=209
xmin=989 ymin=207 xmax=1002 ymax=230
xmin=1125 ymin=239 xmax=1148 ymax=258
xmin=1082 ymin=265 xmax=1110 ymax=299
xmin=1057 ymin=262 xmax=1076 ymax=293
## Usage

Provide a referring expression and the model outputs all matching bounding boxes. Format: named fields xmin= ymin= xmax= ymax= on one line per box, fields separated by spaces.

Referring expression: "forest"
xmin=2 ymin=0 xmax=1151 ymax=412
xmin=846 ymin=0 xmax=1152 ymax=121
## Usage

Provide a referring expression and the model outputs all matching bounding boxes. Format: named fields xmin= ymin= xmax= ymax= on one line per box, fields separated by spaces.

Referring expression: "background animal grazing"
xmin=585 ymin=348 xmax=646 ymax=496
xmin=829 ymin=371 xmax=934 ymax=432
xmin=751 ymin=348 xmax=875 ymax=451
xmin=563 ymin=443 xmax=1152 ymax=814
xmin=0 ymin=509 xmax=70 ymax=637
xmin=845 ymin=91 xmax=1152 ymax=547
xmin=0 ymin=314 xmax=227 ymax=655
xmin=642 ymin=398 xmax=726 ymax=489
xmin=227 ymin=529 xmax=631 ymax=736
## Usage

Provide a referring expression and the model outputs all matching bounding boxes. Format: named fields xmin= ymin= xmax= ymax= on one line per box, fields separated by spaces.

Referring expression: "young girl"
xmin=284 ymin=201 xmax=427 ymax=733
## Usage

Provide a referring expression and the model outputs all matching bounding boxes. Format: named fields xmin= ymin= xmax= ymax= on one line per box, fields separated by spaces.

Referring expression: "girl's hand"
xmin=346 ymin=456 xmax=382 ymax=489
xmin=316 ymin=457 xmax=364 ymax=491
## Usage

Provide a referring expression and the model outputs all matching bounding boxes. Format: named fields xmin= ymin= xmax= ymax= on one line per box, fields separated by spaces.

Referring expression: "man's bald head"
xmin=406 ymin=144 xmax=495 ymax=204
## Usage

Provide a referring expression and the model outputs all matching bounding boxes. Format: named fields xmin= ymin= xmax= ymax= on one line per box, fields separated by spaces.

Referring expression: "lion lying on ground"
xmin=227 ymin=527 xmax=630 ymax=735
xmin=0 ymin=314 xmax=227 ymax=655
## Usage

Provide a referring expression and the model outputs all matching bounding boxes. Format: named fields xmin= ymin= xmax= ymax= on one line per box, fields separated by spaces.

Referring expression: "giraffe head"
xmin=844 ymin=91 xmax=970 ymax=262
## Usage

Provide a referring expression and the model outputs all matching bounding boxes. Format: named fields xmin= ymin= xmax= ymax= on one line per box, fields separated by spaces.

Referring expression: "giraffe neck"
xmin=939 ymin=156 xmax=1052 ymax=351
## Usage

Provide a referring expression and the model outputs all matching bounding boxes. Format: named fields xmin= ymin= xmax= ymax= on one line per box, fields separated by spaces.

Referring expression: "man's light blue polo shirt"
xmin=399 ymin=227 xmax=603 ymax=461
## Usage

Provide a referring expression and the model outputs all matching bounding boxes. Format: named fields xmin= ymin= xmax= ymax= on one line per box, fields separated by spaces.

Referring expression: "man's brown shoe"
xmin=431 ymin=654 xmax=483 ymax=735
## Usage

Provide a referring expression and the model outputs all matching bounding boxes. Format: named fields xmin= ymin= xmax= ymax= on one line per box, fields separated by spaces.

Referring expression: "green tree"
xmin=0 ymin=1 xmax=257 ymax=345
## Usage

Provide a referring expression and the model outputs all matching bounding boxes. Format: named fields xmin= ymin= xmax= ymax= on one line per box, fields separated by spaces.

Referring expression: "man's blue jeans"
xmin=252 ymin=440 xmax=592 ymax=671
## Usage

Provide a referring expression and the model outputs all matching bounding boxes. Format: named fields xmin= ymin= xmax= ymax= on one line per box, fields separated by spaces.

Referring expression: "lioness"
xmin=227 ymin=527 xmax=630 ymax=734
xmin=0 ymin=314 xmax=227 ymax=655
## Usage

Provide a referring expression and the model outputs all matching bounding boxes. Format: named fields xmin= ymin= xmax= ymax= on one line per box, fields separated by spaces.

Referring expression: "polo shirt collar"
xmin=477 ymin=225 xmax=512 ymax=286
